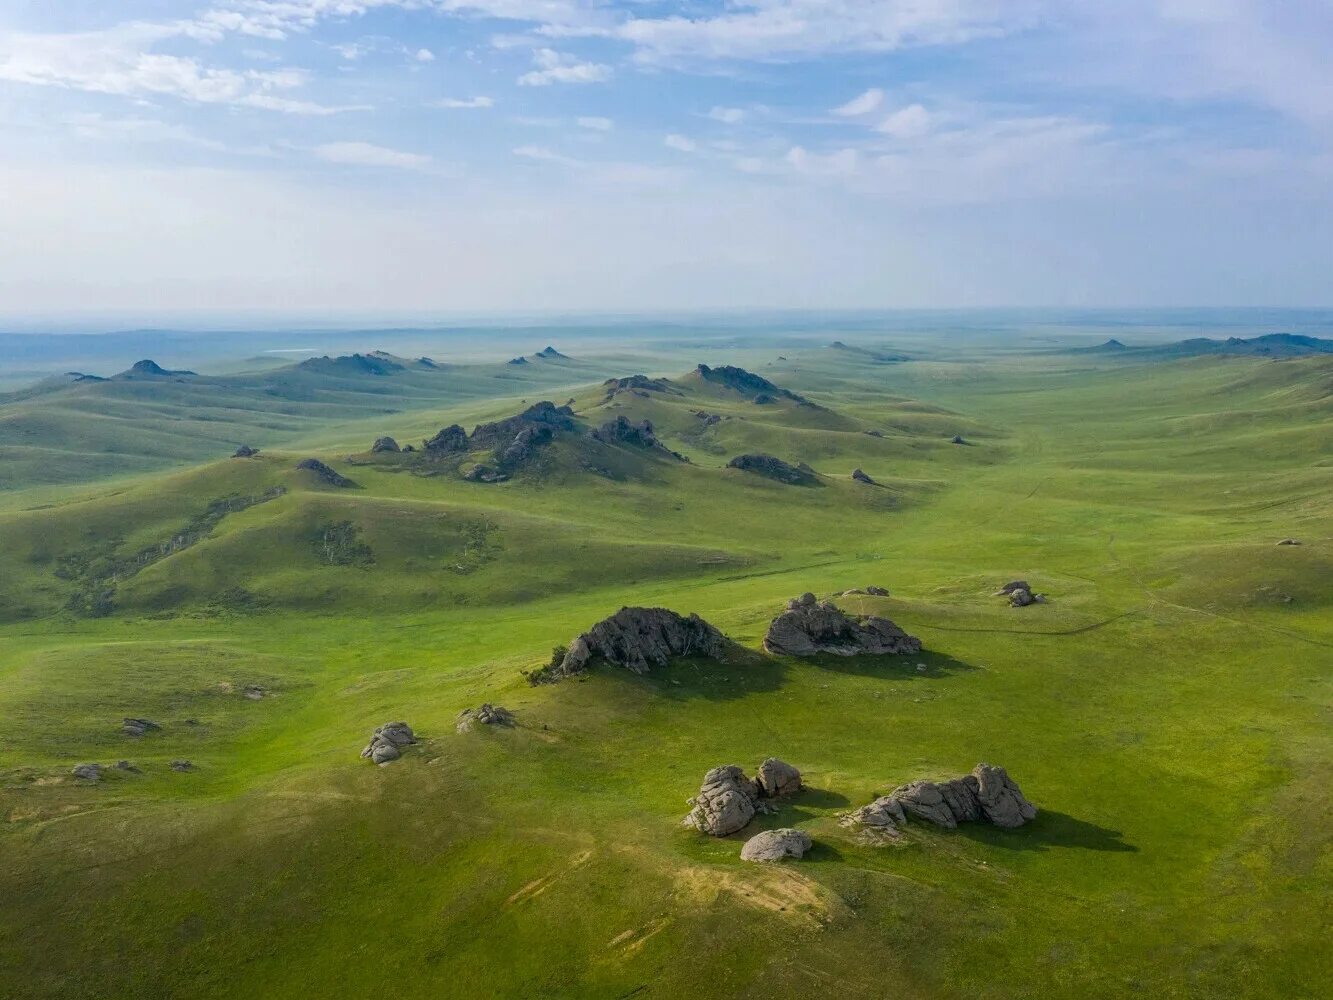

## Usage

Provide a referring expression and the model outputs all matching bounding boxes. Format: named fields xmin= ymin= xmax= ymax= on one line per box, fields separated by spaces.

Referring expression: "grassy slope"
xmin=0 ymin=349 xmax=1329 ymax=999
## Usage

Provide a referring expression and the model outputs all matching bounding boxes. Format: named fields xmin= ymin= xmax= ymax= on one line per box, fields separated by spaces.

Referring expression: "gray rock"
xmin=232 ymin=445 xmax=259 ymax=458
xmin=685 ymin=765 xmax=760 ymax=836
xmin=997 ymin=580 xmax=1031 ymax=595
xmin=740 ymin=828 xmax=812 ymax=862
xmin=114 ymin=760 xmax=140 ymax=773
xmin=764 ymin=598 xmax=921 ymax=657
xmin=243 ymin=686 xmax=265 ymax=700
xmin=122 ymin=718 xmax=161 ymax=737
xmin=457 ymin=703 xmax=516 ymax=733
xmin=727 ymin=454 xmax=819 ymax=485
xmin=424 ymin=424 xmax=468 ymax=453
xmin=851 ymin=468 xmax=876 ymax=485
xmin=973 ymin=763 xmax=1038 ymax=828
xmin=296 ymin=458 xmax=356 ymax=488
xmin=371 ymin=436 xmax=400 ymax=453
xmin=888 ymin=778 xmax=970 ymax=829
xmin=1009 ymin=588 xmax=1036 ymax=607
xmin=866 ymin=586 xmax=890 ymax=597
xmin=71 ymin=763 xmax=103 ymax=782
xmin=1276 ymin=538 xmax=1301 ymax=546
xmin=756 ymin=757 xmax=802 ymax=798
xmin=361 ymin=721 xmax=416 ymax=763
xmin=169 ymin=760 xmax=194 ymax=772
xmin=551 ymin=607 xmax=727 ymax=679
xmin=841 ymin=795 xmax=906 ymax=834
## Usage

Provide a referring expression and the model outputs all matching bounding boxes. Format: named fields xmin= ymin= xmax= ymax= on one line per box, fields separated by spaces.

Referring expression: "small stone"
xmin=169 ymin=760 xmax=194 ymax=772
xmin=114 ymin=760 xmax=140 ymax=773
xmin=122 ymin=718 xmax=161 ymax=737
xmin=1276 ymin=538 xmax=1301 ymax=546
xmin=243 ymin=686 xmax=265 ymax=700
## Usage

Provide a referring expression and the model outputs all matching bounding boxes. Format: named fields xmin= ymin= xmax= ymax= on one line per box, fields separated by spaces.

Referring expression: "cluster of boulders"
xmin=602 ymin=374 xmax=674 ymax=399
xmin=764 ymin=593 xmax=921 ymax=657
xmin=727 ymin=454 xmax=818 ymax=485
xmin=843 ymin=763 xmax=1036 ymax=837
xmin=456 ymin=703 xmax=515 ymax=733
xmin=71 ymin=759 xmax=189 ymax=781
xmin=539 ymin=607 xmax=729 ymax=682
xmin=410 ymin=402 xmax=577 ymax=479
xmin=996 ymin=580 xmax=1046 ymax=607
xmin=360 ymin=721 xmax=417 ymax=764
xmin=684 ymin=758 xmax=803 ymax=837
xmin=296 ymin=458 xmax=357 ymax=488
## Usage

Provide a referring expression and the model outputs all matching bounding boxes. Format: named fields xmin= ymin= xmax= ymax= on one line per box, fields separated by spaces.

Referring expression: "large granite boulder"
xmin=844 ymin=763 xmax=1036 ymax=835
xmin=756 ymin=757 xmax=802 ymax=797
xmin=764 ymin=597 xmax=921 ymax=657
xmin=740 ymin=828 xmax=812 ymax=862
xmin=361 ymin=721 xmax=416 ymax=764
xmin=424 ymin=424 xmax=469 ymax=453
xmin=371 ymin=436 xmax=400 ymax=453
xmin=550 ymin=607 xmax=727 ymax=679
xmin=685 ymin=765 xmax=760 ymax=836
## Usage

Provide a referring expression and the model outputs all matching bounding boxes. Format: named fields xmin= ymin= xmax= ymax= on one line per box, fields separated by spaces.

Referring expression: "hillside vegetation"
xmin=0 ymin=341 xmax=1329 ymax=999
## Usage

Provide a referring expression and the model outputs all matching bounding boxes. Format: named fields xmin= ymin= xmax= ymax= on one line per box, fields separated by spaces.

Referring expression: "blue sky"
xmin=1 ymin=0 xmax=1331 ymax=318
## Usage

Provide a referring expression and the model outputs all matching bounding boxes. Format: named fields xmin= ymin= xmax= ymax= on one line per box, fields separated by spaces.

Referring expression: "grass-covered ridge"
xmin=0 ymin=340 xmax=1328 ymax=999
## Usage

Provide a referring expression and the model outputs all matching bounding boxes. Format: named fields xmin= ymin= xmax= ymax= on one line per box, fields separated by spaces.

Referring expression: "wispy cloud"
xmin=577 ymin=116 xmax=613 ymax=130
xmin=433 ymin=96 xmax=495 ymax=109
xmin=707 ymin=106 xmax=745 ymax=124
xmin=665 ymin=133 xmax=698 ymax=152
xmin=314 ymin=141 xmax=430 ymax=169
xmin=831 ymin=88 xmax=885 ymax=117
xmin=517 ymin=48 xmax=611 ymax=86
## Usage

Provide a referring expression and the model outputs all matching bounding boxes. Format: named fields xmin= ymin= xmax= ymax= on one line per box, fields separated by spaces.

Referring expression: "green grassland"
xmin=0 ymin=341 xmax=1329 ymax=999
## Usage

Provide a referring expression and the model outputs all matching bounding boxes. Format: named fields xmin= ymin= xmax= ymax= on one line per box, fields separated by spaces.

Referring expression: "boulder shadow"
xmin=953 ymin=810 xmax=1137 ymax=853
xmin=627 ymin=645 xmax=787 ymax=702
xmin=801 ymin=650 xmax=978 ymax=681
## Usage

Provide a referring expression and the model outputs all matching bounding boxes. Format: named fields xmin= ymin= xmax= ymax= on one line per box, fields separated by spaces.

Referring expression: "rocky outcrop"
xmin=851 ymin=468 xmax=876 ymax=484
xmin=169 ymin=760 xmax=195 ymax=773
xmin=71 ymin=763 xmax=103 ymax=782
xmin=757 ymin=757 xmax=802 ymax=797
xmin=360 ymin=721 xmax=416 ymax=764
xmin=684 ymin=759 xmax=801 ymax=836
xmin=843 ymin=763 xmax=1036 ymax=836
xmin=841 ymin=586 xmax=890 ymax=597
xmin=122 ymin=718 xmax=160 ymax=737
xmin=456 ymin=703 xmax=515 ymax=733
xmin=547 ymin=607 xmax=728 ymax=680
xmin=471 ymin=402 xmax=577 ymax=469
xmin=740 ymin=828 xmax=812 ymax=862
xmin=591 ymin=415 xmax=662 ymax=448
xmin=693 ymin=410 xmax=722 ymax=426
xmin=424 ymin=424 xmax=469 ymax=453
xmin=1277 ymin=538 xmax=1301 ymax=546
xmin=764 ymin=594 xmax=921 ymax=657
xmin=995 ymin=580 xmax=1045 ymax=607
xmin=371 ymin=436 xmax=400 ymax=453
xmin=232 ymin=445 xmax=259 ymax=458
xmin=121 ymin=359 xmax=196 ymax=378
xmin=951 ymin=435 xmax=967 ymax=445
xmin=296 ymin=458 xmax=357 ymax=488
xmin=727 ymin=454 xmax=818 ymax=485
xmin=604 ymin=374 xmax=672 ymax=395
xmin=462 ymin=464 xmax=508 ymax=483
xmin=693 ymin=364 xmax=814 ymax=406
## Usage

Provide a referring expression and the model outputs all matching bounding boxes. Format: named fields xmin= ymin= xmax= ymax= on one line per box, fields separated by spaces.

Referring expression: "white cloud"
xmin=708 ymin=106 xmax=745 ymax=124
xmin=517 ymin=48 xmax=611 ymax=86
xmin=314 ymin=141 xmax=430 ymax=169
xmin=577 ymin=115 xmax=613 ymax=130
xmin=876 ymin=103 xmax=932 ymax=138
xmin=433 ymin=96 xmax=495 ymax=108
xmin=665 ymin=133 xmax=698 ymax=152
xmin=831 ymin=88 xmax=884 ymax=116
xmin=415 ymin=47 xmax=435 ymax=62
xmin=786 ymin=146 xmax=860 ymax=176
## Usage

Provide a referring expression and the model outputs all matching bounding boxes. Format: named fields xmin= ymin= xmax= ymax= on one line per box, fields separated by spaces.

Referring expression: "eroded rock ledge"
xmin=532 ymin=607 xmax=729 ymax=683
xmin=764 ymin=593 xmax=921 ymax=657
xmin=843 ymin=763 xmax=1036 ymax=838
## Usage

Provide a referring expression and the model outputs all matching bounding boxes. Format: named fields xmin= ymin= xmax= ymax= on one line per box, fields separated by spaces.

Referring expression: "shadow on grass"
xmin=628 ymin=646 xmax=788 ymax=702
xmin=953 ymin=810 xmax=1138 ymax=853
xmin=800 ymin=649 xmax=978 ymax=681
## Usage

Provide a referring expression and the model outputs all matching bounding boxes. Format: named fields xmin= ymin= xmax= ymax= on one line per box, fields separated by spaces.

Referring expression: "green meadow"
xmin=0 ymin=340 xmax=1328 ymax=999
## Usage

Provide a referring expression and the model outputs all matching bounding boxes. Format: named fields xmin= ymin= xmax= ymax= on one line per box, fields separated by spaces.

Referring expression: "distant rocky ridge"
xmin=692 ymin=364 xmax=817 ymax=406
xmin=296 ymin=458 xmax=357 ymax=488
xmin=118 ymin=359 xmax=196 ymax=379
xmin=1085 ymin=332 xmax=1333 ymax=359
xmin=727 ymin=454 xmax=818 ymax=485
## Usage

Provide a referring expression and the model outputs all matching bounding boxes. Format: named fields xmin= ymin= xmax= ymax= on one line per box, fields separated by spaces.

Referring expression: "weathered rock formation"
xmin=122 ymin=718 xmax=160 ymax=737
xmin=764 ymin=594 xmax=921 ymax=657
xmin=462 ymin=465 xmax=508 ymax=483
xmin=424 ymin=424 xmax=468 ymax=453
xmin=851 ymin=468 xmax=876 ymax=485
xmin=590 ymin=415 xmax=661 ymax=449
xmin=843 ymin=763 xmax=1036 ymax=837
xmin=232 ymin=445 xmax=259 ymax=458
xmin=740 ymin=828 xmax=812 ymax=862
xmin=72 ymin=763 xmax=103 ymax=782
xmin=456 ymin=703 xmax=516 ymax=733
xmin=693 ymin=364 xmax=814 ymax=406
xmin=604 ymin=374 xmax=672 ymax=395
xmin=1277 ymin=538 xmax=1301 ymax=546
xmin=169 ymin=760 xmax=195 ymax=773
xmin=546 ymin=607 xmax=728 ymax=680
xmin=727 ymin=454 xmax=818 ymax=485
xmin=296 ymin=458 xmax=356 ymax=488
xmin=996 ymin=580 xmax=1045 ymax=607
xmin=684 ymin=759 xmax=802 ymax=836
xmin=951 ymin=435 xmax=967 ymax=445
xmin=371 ymin=436 xmax=400 ymax=453
xmin=841 ymin=586 xmax=890 ymax=597
xmin=360 ymin=721 xmax=416 ymax=764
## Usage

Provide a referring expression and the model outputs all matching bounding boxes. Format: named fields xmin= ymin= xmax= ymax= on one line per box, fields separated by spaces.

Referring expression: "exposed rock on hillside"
xmin=299 ymin=353 xmax=401 ymax=376
xmin=996 ymin=580 xmax=1045 ymax=607
xmin=851 ymin=468 xmax=876 ymax=484
xmin=764 ymin=594 xmax=921 ymax=657
xmin=589 ymin=415 xmax=684 ymax=459
xmin=296 ymin=458 xmax=357 ymax=488
xmin=371 ymin=436 xmax=400 ymax=453
xmin=122 ymin=718 xmax=160 ymax=737
xmin=424 ymin=424 xmax=468 ymax=453
xmin=741 ymin=828 xmax=812 ymax=862
xmin=72 ymin=763 xmax=103 ymax=782
xmin=456 ymin=703 xmax=515 ymax=733
xmin=843 ymin=763 xmax=1036 ymax=837
xmin=604 ymin=374 xmax=671 ymax=395
xmin=692 ymin=364 xmax=815 ymax=406
xmin=361 ymin=721 xmax=416 ymax=764
xmin=169 ymin=760 xmax=195 ymax=772
xmin=1277 ymin=538 xmax=1301 ymax=546
xmin=542 ymin=607 xmax=728 ymax=681
xmin=727 ymin=454 xmax=818 ymax=485
xmin=951 ymin=435 xmax=967 ymax=445
xmin=841 ymin=586 xmax=890 ymax=597
xmin=684 ymin=758 xmax=802 ymax=836
xmin=232 ymin=445 xmax=258 ymax=458
xmin=462 ymin=464 xmax=508 ymax=483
